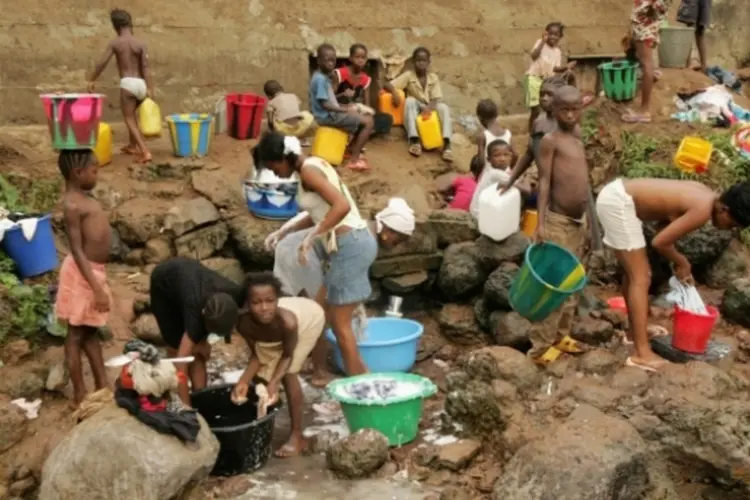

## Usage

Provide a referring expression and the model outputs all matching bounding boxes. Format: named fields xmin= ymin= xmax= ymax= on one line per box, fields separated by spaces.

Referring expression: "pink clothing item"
xmin=526 ymin=40 xmax=563 ymax=79
xmin=448 ymin=176 xmax=477 ymax=211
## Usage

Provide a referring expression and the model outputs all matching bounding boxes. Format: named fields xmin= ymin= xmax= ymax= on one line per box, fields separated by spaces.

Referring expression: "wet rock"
xmin=227 ymin=216 xmax=283 ymax=269
xmin=570 ymin=379 xmax=624 ymax=412
xmin=463 ymin=346 xmax=540 ymax=392
xmin=428 ymin=209 xmax=479 ymax=248
xmin=438 ymin=304 xmax=484 ymax=345
xmin=163 ymin=197 xmax=221 ymax=238
xmin=587 ymin=248 xmax=621 ymax=285
xmin=113 ymin=198 xmax=171 ymax=245
xmin=173 ymin=222 xmax=228 ymax=260
xmin=0 ymin=370 xmax=45 ymax=399
xmin=611 ymin=366 xmax=652 ymax=394
xmin=200 ymin=257 xmax=245 ymax=285
xmin=46 ymin=361 xmax=70 ymax=392
xmin=326 ymin=429 xmax=390 ymax=479
xmin=378 ymin=222 xmax=437 ymax=258
xmin=413 ymin=444 xmax=438 ymax=467
xmin=489 ymin=311 xmax=532 ymax=348
xmin=445 ymin=371 xmax=470 ymax=392
xmin=2 ymin=339 xmax=31 ymax=365
xmin=445 ymin=380 xmax=509 ymax=434
xmin=722 ymin=278 xmax=750 ymax=327
xmin=308 ymin=430 xmax=339 ymax=455
xmin=474 ymin=298 xmax=491 ymax=330
xmin=0 ymin=402 xmax=27 ymax=452
xmin=381 ymin=271 xmax=429 ymax=295
xmin=706 ymin=241 xmax=748 ymax=288
xmin=371 ymin=254 xmax=442 ymax=279
xmin=571 ymin=317 xmax=615 ymax=345
xmin=576 ymin=349 xmax=621 ymax=375
xmin=109 ymin=227 xmax=130 ymax=262
xmin=474 ymin=233 xmax=529 ymax=271
xmin=191 ymin=168 xmax=245 ymax=209
xmin=40 ymin=406 xmax=219 ymax=499
xmin=435 ymin=439 xmax=482 ymax=471
xmin=132 ymin=314 xmax=164 ymax=345
xmin=133 ymin=296 xmax=150 ymax=315
xmin=143 ymin=238 xmax=174 ymax=265
xmin=492 ymin=405 xmax=651 ymax=500
xmin=436 ymin=242 xmax=486 ymax=298
xmin=483 ymin=263 xmax=519 ymax=310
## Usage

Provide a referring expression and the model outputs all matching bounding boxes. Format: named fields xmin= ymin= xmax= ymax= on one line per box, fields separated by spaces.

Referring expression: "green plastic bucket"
xmin=327 ymin=373 xmax=437 ymax=446
xmin=598 ymin=61 xmax=638 ymax=102
xmin=509 ymin=242 xmax=587 ymax=322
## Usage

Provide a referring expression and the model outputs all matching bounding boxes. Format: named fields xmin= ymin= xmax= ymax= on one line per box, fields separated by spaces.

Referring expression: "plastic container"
xmin=2 ymin=214 xmax=58 ymax=278
xmin=520 ymin=209 xmax=538 ymax=237
xmin=607 ymin=296 xmax=628 ymax=314
xmin=659 ymin=27 xmax=695 ymax=69
xmin=191 ymin=384 xmax=280 ymax=476
xmin=672 ymin=305 xmax=719 ymax=354
xmin=598 ymin=61 xmax=638 ymax=102
xmin=509 ymin=242 xmax=587 ymax=322
xmin=226 ymin=93 xmax=267 ymax=140
xmin=214 ymin=97 xmax=227 ymax=135
xmin=93 ymin=122 xmax=112 ymax=167
xmin=325 ymin=317 xmax=424 ymax=373
xmin=311 ymin=126 xmax=349 ymax=166
xmin=327 ymin=373 xmax=437 ymax=446
xmin=674 ymin=136 xmax=712 ymax=174
xmin=166 ymin=113 xmax=214 ymax=157
xmin=373 ymin=113 xmax=394 ymax=135
xmin=478 ymin=186 xmax=521 ymax=242
xmin=40 ymin=93 xmax=104 ymax=149
xmin=416 ymin=111 xmax=443 ymax=150
xmin=379 ymin=90 xmax=405 ymax=126
xmin=137 ymin=98 xmax=162 ymax=137
xmin=244 ymin=179 xmax=299 ymax=220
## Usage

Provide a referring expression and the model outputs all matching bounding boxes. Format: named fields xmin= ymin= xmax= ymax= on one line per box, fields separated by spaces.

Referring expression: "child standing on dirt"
xmin=528 ymin=85 xmax=595 ymax=363
xmin=596 ymin=179 xmax=750 ymax=372
xmin=263 ymin=80 xmax=314 ymax=145
xmin=333 ymin=43 xmax=374 ymax=113
xmin=232 ymin=273 xmax=326 ymax=458
xmin=55 ymin=150 xmax=111 ymax=406
xmin=87 ymin=9 xmax=153 ymax=164
xmin=525 ymin=22 xmax=576 ymax=132
xmin=309 ymin=43 xmax=373 ymax=171
xmin=383 ymin=47 xmax=454 ymax=162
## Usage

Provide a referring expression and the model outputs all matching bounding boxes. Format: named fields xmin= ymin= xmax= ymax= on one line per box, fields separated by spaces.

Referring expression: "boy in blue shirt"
xmin=309 ymin=43 xmax=373 ymax=171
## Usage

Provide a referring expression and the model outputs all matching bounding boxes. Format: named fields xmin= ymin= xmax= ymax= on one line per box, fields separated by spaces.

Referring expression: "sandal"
xmin=625 ymin=356 xmax=668 ymax=373
xmin=408 ymin=143 xmax=422 ymax=157
xmin=345 ymin=158 xmax=370 ymax=171
xmin=441 ymin=148 xmax=453 ymax=162
xmin=621 ymin=111 xmax=652 ymax=124
xmin=555 ymin=335 xmax=590 ymax=354
xmin=534 ymin=346 xmax=563 ymax=366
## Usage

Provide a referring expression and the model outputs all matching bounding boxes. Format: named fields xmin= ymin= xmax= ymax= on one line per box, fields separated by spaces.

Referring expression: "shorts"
xmin=524 ymin=75 xmax=544 ymax=108
xmin=631 ymin=0 xmax=671 ymax=46
xmin=677 ymin=0 xmax=711 ymax=29
xmin=317 ymin=112 xmax=362 ymax=134
xmin=596 ymin=178 xmax=647 ymax=251
xmin=314 ymin=227 xmax=378 ymax=305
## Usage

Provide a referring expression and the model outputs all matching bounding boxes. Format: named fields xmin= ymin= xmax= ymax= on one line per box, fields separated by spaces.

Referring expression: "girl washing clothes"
xmin=255 ymin=132 xmax=416 ymax=386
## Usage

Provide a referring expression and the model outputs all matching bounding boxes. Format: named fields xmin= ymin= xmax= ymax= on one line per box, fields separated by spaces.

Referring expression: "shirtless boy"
xmin=597 ymin=179 xmax=750 ymax=371
xmin=232 ymin=273 xmax=325 ymax=457
xmin=529 ymin=85 xmax=595 ymax=361
xmin=55 ymin=150 xmax=111 ymax=406
xmin=87 ymin=9 xmax=153 ymax=163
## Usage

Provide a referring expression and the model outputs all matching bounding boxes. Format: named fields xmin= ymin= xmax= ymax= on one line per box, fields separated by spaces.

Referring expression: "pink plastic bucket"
xmin=40 ymin=93 xmax=105 ymax=149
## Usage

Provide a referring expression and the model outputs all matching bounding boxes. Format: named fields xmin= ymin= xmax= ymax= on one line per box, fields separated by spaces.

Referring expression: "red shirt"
xmin=334 ymin=66 xmax=372 ymax=105
xmin=448 ymin=176 xmax=477 ymax=211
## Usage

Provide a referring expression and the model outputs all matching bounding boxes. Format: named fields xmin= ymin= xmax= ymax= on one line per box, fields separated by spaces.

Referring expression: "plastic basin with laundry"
xmin=1 ymin=213 xmax=58 ymax=278
xmin=243 ymin=179 xmax=299 ymax=220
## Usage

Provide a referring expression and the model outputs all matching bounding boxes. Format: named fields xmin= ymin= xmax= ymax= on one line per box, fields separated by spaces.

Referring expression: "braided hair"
xmin=204 ymin=293 xmax=239 ymax=343
xmin=57 ymin=149 xmax=93 ymax=180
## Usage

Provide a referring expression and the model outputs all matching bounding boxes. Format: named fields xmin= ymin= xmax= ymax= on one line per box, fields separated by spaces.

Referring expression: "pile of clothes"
xmin=115 ymin=340 xmax=200 ymax=443
xmin=671 ymin=85 xmax=750 ymax=126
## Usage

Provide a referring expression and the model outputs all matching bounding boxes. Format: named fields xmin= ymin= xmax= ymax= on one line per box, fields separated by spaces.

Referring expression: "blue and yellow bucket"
xmin=509 ymin=243 xmax=587 ymax=322
xmin=166 ymin=113 xmax=214 ymax=157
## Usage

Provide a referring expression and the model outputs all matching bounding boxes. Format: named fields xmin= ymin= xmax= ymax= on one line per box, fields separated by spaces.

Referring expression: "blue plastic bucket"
xmin=167 ymin=113 xmax=214 ymax=157
xmin=509 ymin=242 xmax=587 ymax=322
xmin=2 ymin=214 xmax=58 ymax=278
xmin=326 ymin=317 xmax=424 ymax=373
xmin=244 ymin=180 xmax=299 ymax=220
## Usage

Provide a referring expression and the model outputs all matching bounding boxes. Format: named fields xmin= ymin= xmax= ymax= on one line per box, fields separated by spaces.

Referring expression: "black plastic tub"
xmin=191 ymin=383 xmax=281 ymax=476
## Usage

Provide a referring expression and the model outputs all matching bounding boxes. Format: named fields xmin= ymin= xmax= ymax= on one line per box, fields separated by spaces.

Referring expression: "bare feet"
xmin=121 ymin=145 xmax=139 ymax=155
xmin=309 ymin=370 xmax=334 ymax=389
xmin=626 ymin=355 xmax=669 ymax=372
xmin=135 ymin=152 xmax=153 ymax=164
xmin=275 ymin=435 xmax=308 ymax=458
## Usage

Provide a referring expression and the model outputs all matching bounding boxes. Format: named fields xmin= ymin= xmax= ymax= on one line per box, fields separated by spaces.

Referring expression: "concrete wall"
xmin=0 ymin=0 xmax=747 ymax=125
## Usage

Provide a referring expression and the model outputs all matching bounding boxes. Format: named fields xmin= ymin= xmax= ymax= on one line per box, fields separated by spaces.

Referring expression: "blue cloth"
xmin=705 ymin=66 xmax=742 ymax=94
xmin=314 ymin=227 xmax=378 ymax=305
xmin=309 ymin=71 xmax=334 ymax=121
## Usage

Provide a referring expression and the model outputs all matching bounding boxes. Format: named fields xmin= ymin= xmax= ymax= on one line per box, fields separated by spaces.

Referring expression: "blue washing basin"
xmin=325 ymin=317 xmax=424 ymax=373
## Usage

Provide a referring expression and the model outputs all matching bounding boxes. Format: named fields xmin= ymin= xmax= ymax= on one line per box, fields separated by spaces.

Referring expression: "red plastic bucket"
xmin=226 ymin=93 xmax=267 ymax=140
xmin=671 ymin=305 xmax=719 ymax=354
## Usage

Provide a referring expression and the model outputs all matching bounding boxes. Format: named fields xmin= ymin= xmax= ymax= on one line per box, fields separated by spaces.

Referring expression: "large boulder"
xmin=439 ymin=303 xmax=484 ymax=344
xmin=162 ymin=197 xmax=221 ymax=238
xmin=436 ymin=242 xmax=486 ymax=298
xmin=40 ymin=406 xmax=219 ymax=500
xmin=378 ymin=221 xmax=437 ymax=259
xmin=492 ymin=405 xmax=652 ymax=500
xmin=474 ymin=233 xmax=529 ymax=271
xmin=201 ymin=257 xmax=245 ymax=284
xmin=173 ymin=222 xmax=229 ymax=261
xmin=191 ymin=168 xmax=245 ymax=209
xmin=462 ymin=346 xmax=540 ymax=392
xmin=721 ymin=278 xmax=750 ymax=327
xmin=489 ymin=311 xmax=532 ymax=348
xmin=227 ymin=216 xmax=280 ymax=269
xmin=326 ymin=429 xmax=389 ymax=479
xmin=112 ymin=199 xmax=172 ymax=245
xmin=706 ymin=241 xmax=748 ymax=288
xmin=428 ymin=210 xmax=479 ymax=248
xmin=483 ymin=263 xmax=519 ymax=310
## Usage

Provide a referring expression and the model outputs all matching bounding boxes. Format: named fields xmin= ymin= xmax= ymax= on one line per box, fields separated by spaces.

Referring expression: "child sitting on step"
xmin=264 ymin=80 xmax=314 ymax=146
xmin=333 ymin=43 xmax=375 ymax=116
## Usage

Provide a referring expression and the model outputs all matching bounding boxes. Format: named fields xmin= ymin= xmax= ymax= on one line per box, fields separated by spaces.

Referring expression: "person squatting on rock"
xmin=596 ymin=179 xmax=750 ymax=372
xmin=231 ymin=273 xmax=326 ymax=458
xmin=149 ymin=257 xmax=245 ymax=405
xmin=56 ymin=149 xmax=112 ymax=406
xmin=255 ymin=131 xmax=417 ymax=385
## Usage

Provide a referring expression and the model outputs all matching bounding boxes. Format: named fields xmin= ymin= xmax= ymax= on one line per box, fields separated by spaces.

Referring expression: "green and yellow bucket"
xmin=509 ymin=242 xmax=587 ymax=322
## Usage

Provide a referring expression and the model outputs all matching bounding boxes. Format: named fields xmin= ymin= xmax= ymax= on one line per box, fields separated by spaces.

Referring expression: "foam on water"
xmin=332 ymin=378 xmax=424 ymax=402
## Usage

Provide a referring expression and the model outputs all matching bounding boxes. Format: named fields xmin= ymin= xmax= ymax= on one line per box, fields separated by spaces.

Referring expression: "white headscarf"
xmin=283 ymin=136 xmax=302 ymax=156
xmin=375 ymin=197 xmax=415 ymax=236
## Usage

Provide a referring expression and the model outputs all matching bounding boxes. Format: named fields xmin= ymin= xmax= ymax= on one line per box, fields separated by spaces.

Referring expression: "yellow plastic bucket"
xmin=311 ymin=126 xmax=349 ymax=165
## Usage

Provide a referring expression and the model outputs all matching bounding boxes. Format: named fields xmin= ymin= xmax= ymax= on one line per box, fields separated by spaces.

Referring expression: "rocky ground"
xmin=1 ymin=68 xmax=750 ymax=499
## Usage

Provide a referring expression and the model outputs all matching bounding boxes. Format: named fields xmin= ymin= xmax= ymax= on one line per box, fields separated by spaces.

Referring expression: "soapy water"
xmin=332 ymin=378 xmax=424 ymax=402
